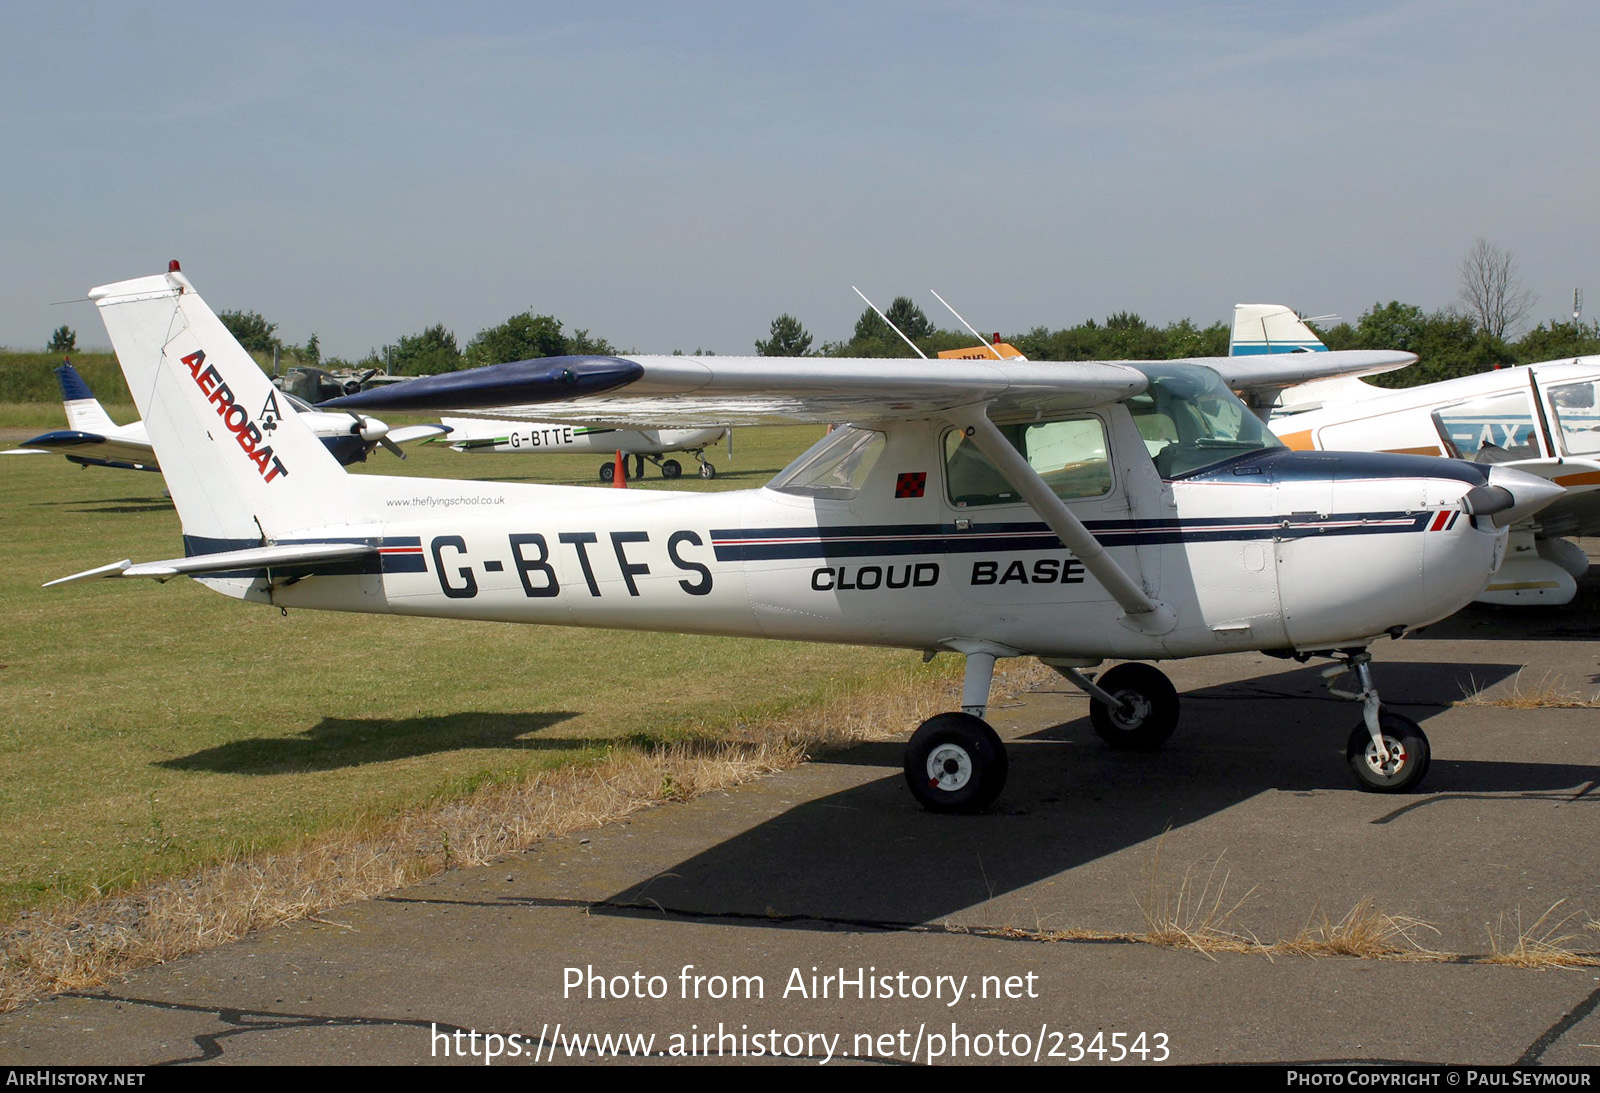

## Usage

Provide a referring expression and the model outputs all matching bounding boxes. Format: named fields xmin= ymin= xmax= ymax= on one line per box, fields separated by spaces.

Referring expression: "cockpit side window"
xmin=942 ymin=416 xmax=1111 ymax=507
xmin=1435 ymin=391 xmax=1542 ymax=460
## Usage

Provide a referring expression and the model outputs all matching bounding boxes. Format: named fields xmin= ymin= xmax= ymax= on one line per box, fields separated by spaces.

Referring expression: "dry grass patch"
xmin=1282 ymin=897 xmax=1440 ymax=959
xmin=1134 ymin=841 xmax=1264 ymax=959
xmin=1483 ymin=901 xmax=1600 ymax=969
xmin=1456 ymin=670 xmax=1600 ymax=709
xmin=0 ymin=657 xmax=1047 ymax=1011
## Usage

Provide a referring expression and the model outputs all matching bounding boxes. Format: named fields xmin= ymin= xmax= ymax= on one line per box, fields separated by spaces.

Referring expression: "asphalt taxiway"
xmin=2 ymin=580 xmax=1599 ymax=1066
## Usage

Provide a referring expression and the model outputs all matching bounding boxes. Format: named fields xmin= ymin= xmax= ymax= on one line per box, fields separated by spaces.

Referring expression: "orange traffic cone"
xmin=613 ymin=449 xmax=627 ymax=488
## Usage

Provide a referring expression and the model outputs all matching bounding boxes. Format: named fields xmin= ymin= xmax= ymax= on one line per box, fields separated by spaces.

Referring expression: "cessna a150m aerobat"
xmin=53 ymin=268 xmax=1562 ymax=811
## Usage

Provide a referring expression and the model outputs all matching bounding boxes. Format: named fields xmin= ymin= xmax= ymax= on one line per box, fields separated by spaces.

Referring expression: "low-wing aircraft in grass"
xmin=4 ymin=360 xmax=448 ymax=471
xmin=50 ymin=267 xmax=1562 ymax=811
xmin=438 ymin=415 xmax=725 ymax=482
xmin=1225 ymin=306 xmax=1600 ymax=605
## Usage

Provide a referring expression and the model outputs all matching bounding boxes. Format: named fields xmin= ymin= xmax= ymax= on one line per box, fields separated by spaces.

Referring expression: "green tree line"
xmin=13 ymin=256 xmax=1600 ymax=406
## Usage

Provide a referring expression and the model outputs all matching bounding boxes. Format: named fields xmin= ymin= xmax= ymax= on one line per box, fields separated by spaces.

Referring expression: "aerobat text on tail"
xmin=51 ymin=267 xmax=1564 ymax=811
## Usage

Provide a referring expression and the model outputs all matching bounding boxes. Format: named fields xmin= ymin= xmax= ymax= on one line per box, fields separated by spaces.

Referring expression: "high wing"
xmin=324 ymin=350 xmax=1415 ymax=426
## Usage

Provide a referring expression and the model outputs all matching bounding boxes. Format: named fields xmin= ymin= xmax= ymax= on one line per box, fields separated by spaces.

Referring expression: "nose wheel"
xmin=1324 ymin=650 xmax=1432 ymax=793
xmin=1346 ymin=710 xmax=1430 ymax=792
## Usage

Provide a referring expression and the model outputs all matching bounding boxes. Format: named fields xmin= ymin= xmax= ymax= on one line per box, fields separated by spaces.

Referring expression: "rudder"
xmin=90 ymin=268 xmax=350 ymax=543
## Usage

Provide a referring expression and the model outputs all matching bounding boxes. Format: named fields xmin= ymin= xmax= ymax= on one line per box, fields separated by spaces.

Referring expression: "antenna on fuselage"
xmin=930 ymin=289 xmax=1009 ymax=361
xmin=851 ymin=286 xmax=928 ymax=359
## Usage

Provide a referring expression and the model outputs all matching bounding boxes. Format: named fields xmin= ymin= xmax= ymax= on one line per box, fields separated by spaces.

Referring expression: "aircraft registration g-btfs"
xmin=53 ymin=267 xmax=1563 ymax=812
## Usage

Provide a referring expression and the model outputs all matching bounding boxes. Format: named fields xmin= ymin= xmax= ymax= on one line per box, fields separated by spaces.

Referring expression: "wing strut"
xmin=944 ymin=405 xmax=1177 ymax=635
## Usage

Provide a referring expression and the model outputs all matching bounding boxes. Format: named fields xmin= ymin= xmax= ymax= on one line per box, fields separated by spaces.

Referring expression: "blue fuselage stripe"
xmin=708 ymin=513 xmax=1435 ymax=561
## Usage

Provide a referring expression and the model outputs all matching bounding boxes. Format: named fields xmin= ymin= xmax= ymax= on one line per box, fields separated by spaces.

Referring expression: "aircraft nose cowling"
xmin=1476 ymin=465 xmax=1566 ymax=527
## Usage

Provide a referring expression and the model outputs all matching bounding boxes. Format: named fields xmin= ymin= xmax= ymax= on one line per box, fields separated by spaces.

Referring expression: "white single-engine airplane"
xmin=438 ymin=415 xmax=725 ymax=482
xmin=4 ymin=360 xmax=448 ymax=471
xmin=52 ymin=268 xmax=1563 ymax=811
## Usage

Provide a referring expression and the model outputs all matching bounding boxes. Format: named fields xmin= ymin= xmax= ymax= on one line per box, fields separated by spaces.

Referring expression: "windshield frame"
xmin=1125 ymin=363 xmax=1285 ymax=480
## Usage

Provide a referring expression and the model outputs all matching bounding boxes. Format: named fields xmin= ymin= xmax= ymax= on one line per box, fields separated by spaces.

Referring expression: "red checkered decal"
xmin=894 ymin=472 xmax=927 ymax=499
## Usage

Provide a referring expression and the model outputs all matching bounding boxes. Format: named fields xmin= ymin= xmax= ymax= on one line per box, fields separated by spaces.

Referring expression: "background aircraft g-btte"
xmin=439 ymin=416 xmax=726 ymax=482
xmin=3 ymin=361 xmax=449 ymax=471
xmin=54 ymin=268 xmax=1562 ymax=813
xmin=1228 ymin=307 xmax=1600 ymax=606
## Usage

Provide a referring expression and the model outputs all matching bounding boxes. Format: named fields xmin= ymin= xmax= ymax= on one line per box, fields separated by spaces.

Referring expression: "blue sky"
xmin=4 ymin=1 xmax=1596 ymax=358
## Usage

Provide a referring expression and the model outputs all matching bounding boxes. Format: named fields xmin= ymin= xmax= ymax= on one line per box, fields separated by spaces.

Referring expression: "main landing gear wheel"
xmin=699 ymin=461 xmax=717 ymax=479
xmin=1089 ymin=663 xmax=1180 ymax=750
xmin=598 ymin=461 xmax=616 ymax=483
xmin=661 ymin=459 xmax=682 ymax=479
xmin=903 ymin=712 xmax=1008 ymax=814
xmin=1346 ymin=710 xmax=1430 ymax=793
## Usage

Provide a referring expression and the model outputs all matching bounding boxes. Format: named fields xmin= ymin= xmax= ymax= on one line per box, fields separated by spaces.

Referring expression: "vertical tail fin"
xmin=55 ymin=362 xmax=121 ymax=435
xmin=90 ymin=269 xmax=350 ymax=543
xmin=1230 ymin=304 xmax=1328 ymax=356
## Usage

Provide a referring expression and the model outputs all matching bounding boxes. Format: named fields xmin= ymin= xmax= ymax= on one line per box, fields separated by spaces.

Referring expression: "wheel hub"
xmin=926 ymin=744 xmax=972 ymax=791
xmin=1363 ymin=735 xmax=1407 ymax=776
xmin=1109 ymin=690 xmax=1151 ymax=729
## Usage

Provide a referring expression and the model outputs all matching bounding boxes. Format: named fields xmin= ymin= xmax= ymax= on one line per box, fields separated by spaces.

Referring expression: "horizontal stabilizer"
xmin=17 ymin=429 xmax=156 ymax=467
xmin=386 ymin=423 xmax=453 ymax=445
xmin=45 ymin=542 xmax=375 ymax=587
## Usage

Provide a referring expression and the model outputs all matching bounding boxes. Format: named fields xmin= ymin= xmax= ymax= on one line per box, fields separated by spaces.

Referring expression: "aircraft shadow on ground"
xmin=1407 ymin=565 xmax=1600 ymax=642
xmin=158 ymin=711 xmax=581 ymax=774
xmin=579 ymin=660 xmax=1600 ymax=929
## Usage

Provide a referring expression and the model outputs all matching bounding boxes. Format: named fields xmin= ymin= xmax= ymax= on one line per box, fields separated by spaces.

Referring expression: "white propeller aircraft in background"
xmin=4 ymin=360 xmax=448 ymax=471
xmin=49 ymin=268 xmax=1563 ymax=811
xmin=1226 ymin=305 xmax=1600 ymax=606
xmin=439 ymin=416 xmax=725 ymax=482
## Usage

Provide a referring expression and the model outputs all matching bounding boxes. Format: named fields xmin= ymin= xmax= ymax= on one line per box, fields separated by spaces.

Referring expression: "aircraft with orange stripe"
xmin=1232 ymin=305 xmax=1600 ymax=606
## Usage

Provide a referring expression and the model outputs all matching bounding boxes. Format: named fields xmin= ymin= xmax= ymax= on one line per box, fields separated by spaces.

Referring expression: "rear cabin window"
xmin=769 ymin=427 xmax=886 ymax=499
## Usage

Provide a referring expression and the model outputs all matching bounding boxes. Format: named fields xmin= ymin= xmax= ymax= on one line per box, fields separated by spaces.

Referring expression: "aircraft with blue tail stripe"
xmin=3 ymin=360 xmax=449 ymax=471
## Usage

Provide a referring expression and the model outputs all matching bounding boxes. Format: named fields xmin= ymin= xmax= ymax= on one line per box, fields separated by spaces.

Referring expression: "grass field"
xmin=0 ymin=415 xmax=948 ymax=915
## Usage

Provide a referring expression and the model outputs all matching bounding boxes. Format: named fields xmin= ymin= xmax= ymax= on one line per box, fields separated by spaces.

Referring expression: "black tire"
xmin=662 ymin=459 xmax=683 ymax=479
xmin=599 ymin=462 xmax=615 ymax=483
xmin=1089 ymin=662 xmax=1180 ymax=750
xmin=903 ymin=712 xmax=1008 ymax=813
xmin=700 ymin=461 xmax=717 ymax=479
xmin=1346 ymin=711 xmax=1430 ymax=793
